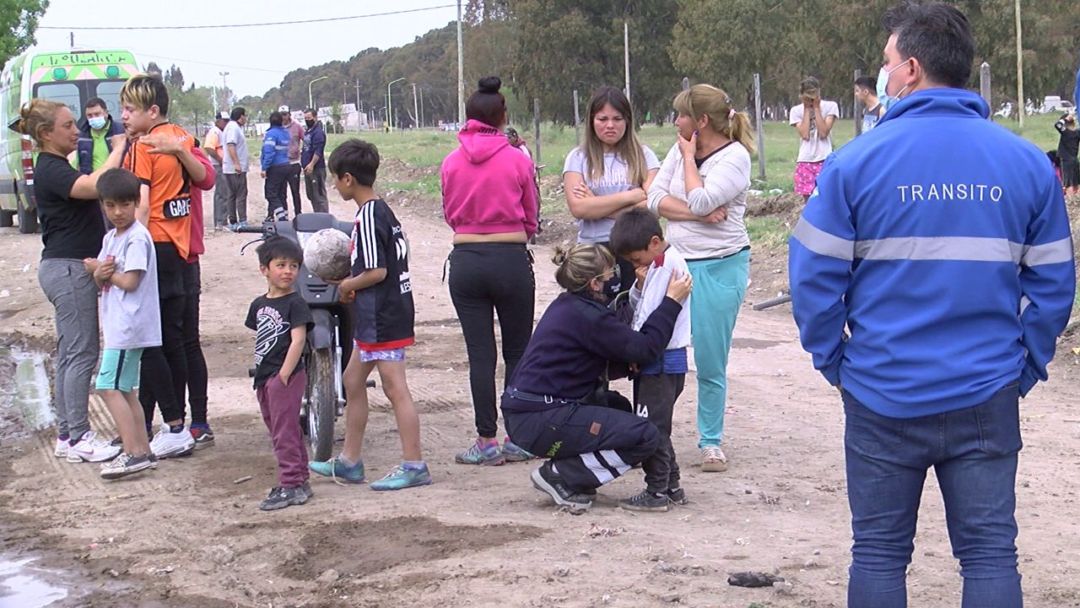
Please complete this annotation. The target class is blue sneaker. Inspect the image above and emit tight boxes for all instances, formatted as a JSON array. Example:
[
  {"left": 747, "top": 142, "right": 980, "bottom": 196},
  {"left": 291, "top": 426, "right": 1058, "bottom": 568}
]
[
  {"left": 454, "top": 438, "right": 505, "bottom": 466},
  {"left": 502, "top": 437, "right": 537, "bottom": 462},
  {"left": 308, "top": 456, "right": 365, "bottom": 483},
  {"left": 370, "top": 463, "right": 432, "bottom": 491}
]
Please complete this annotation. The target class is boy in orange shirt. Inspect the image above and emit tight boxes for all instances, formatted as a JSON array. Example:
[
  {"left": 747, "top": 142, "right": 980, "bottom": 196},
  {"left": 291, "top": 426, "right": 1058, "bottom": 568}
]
[{"left": 120, "top": 74, "right": 208, "bottom": 458}]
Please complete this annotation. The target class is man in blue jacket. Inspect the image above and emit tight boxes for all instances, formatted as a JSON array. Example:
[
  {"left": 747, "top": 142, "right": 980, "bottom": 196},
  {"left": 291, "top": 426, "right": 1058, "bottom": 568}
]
[
  {"left": 261, "top": 111, "right": 291, "bottom": 220},
  {"left": 301, "top": 108, "right": 328, "bottom": 213},
  {"left": 789, "top": 4, "right": 1076, "bottom": 608}
]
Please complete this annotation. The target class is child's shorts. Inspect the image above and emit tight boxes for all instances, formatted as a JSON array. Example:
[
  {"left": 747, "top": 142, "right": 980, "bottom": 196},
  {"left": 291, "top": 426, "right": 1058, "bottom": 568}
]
[
  {"left": 95, "top": 348, "right": 145, "bottom": 392},
  {"left": 793, "top": 161, "right": 825, "bottom": 196},
  {"left": 354, "top": 342, "right": 406, "bottom": 363}
]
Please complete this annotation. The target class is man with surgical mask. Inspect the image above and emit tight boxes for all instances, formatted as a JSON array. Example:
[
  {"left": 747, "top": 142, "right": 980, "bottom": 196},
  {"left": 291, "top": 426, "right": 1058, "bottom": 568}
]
[
  {"left": 789, "top": 3, "right": 1075, "bottom": 607},
  {"left": 73, "top": 97, "right": 126, "bottom": 175},
  {"left": 300, "top": 108, "right": 328, "bottom": 212}
]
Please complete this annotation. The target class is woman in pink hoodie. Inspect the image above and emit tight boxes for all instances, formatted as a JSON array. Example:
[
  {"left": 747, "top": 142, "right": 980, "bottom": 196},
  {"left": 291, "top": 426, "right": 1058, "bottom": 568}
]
[{"left": 442, "top": 76, "right": 540, "bottom": 466}]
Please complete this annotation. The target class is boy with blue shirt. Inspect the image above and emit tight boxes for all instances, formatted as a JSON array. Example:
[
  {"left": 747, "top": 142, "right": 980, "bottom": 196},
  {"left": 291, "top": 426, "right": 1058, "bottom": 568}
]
[
  {"left": 609, "top": 208, "right": 692, "bottom": 512},
  {"left": 83, "top": 169, "right": 160, "bottom": 480},
  {"left": 261, "top": 111, "right": 292, "bottom": 220},
  {"left": 308, "top": 139, "right": 431, "bottom": 491}
]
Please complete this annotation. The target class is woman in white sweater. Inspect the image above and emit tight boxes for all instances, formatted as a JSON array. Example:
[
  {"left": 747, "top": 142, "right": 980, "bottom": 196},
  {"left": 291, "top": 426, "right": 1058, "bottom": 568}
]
[{"left": 647, "top": 84, "right": 754, "bottom": 472}]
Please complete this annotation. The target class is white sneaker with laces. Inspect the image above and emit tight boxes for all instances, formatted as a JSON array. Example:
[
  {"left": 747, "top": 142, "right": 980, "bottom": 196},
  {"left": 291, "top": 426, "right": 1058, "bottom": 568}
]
[
  {"left": 701, "top": 445, "right": 728, "bottom": 472},
  {"left": 149, "top": 424, "right": 195, "bottom": 459},
  {"left": 66, "top": 431, "right": 122, "bottom": 463},
  {"left": 54, "top": 438, "right": 70, "bottom": 458}
]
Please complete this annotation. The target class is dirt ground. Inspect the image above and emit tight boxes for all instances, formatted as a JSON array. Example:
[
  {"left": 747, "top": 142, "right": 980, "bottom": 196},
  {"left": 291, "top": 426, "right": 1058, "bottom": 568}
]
[{"left": 0, "top": 164, "right": 1078, "bottom": 608}]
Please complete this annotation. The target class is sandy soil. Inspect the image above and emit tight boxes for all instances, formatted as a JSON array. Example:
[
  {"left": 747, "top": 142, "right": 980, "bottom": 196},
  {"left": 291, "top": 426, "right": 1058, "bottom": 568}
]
[{"left": 0, "top": 165, "right": 1078, "bottom": 608}]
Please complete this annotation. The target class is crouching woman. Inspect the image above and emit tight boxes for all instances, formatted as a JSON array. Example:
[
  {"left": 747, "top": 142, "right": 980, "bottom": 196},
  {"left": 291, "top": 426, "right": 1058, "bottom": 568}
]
[{"left": 501, "top": 244, "right": 692, "bottom": 512}]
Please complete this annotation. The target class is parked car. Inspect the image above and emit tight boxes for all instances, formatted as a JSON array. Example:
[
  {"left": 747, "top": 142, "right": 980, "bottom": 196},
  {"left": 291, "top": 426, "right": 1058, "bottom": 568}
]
[{"left": 1040, "top": 96, "right": 1075, "bottom": 114}]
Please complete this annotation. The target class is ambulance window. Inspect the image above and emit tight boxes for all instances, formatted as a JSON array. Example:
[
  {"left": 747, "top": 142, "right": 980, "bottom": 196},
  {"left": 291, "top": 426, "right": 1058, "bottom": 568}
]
[
  {"left": 33, "top": 83, "right": 80, "bottom": 117},
  {"left": 94, "top": 81, "right": 124, "bottom": 116}
]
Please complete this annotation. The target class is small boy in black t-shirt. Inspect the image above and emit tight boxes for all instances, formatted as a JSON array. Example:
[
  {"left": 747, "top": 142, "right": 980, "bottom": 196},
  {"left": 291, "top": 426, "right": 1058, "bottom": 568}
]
[
  {"left": 245, "top": 236, "right": 314, "bottom": 510},
  {"left": 307, "top": 139, "right": 430, "bottom": 491}
]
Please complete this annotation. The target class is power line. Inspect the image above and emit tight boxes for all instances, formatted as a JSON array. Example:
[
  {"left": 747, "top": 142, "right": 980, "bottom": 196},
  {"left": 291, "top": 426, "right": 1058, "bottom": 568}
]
[{"left": 40, "top": 5, "right": 455, "bottom": 31}]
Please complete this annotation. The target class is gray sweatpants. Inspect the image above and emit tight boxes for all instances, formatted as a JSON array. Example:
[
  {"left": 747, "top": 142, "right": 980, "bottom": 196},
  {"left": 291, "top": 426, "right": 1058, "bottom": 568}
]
[
  {"left": 38, "top": 258, "right": 100, "bottom": 439},
  {"left": 304, "top": 166, "right": 329, "bottom": 213}
]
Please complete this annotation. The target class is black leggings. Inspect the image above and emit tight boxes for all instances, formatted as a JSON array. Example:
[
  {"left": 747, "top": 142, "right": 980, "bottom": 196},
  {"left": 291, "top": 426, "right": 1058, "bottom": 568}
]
[
  {"left": 183, "top": 261, "right": 209, "bottom": 426},
  {"left": 139, "top": 244, "right": 189, "bottom": 426},
  {"left": 448, "top": 243, "right": 535, "bottom": 438}
]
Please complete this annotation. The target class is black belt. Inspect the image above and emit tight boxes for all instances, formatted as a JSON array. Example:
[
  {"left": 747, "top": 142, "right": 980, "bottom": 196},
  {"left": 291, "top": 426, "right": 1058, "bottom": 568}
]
[{"left": 505, "top": 387, "right": 581, "bottom": 406}]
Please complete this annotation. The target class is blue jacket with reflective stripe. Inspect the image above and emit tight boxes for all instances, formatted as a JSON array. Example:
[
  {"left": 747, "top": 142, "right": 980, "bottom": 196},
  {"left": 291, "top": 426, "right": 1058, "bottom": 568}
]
[
  {"left": 789, "top": 88, "right": 1075, "bottom": 418},
  {"left": 261, "top": 126, "right": 290, "bottom": 171}
]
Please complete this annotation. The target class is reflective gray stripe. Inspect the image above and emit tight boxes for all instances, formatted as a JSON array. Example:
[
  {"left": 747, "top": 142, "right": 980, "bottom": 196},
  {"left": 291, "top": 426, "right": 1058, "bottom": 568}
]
[
  {"left": 1021, "top": 237, "right": 1074, "bottom": 267},
  {"left": 1020, "top": 296, "right": 1031, "bottom": 316},
  {"left": 792, "top": 218, "right": 854, "bottom": 261},
  {"left": 854, "top": 236, "right": 1024, "bottom": 262}
]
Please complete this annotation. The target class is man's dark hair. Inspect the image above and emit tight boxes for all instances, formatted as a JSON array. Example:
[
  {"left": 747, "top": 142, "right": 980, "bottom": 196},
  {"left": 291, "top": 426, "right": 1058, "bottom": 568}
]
[
  {"left": 882, "top": 1, "right": 974, "bottom": 88},
  {"left": 303, "top": 108, "right": 316, "bottom": 117},
  {"left": 609, "top": 207, "right": 664, "bottom": 257},
  {"left": 256, "top": 235, "right": 304, "bottom": 267},
  {"left": 230, "top": 106, "right": 246, "bottom": 121},
  {"left": 97, "top": 168, "right": 141, "bottom": 203},
  {"left": 269, "top": 111, "right": 283, "bottom": 127},
  {"left": 854, "top": 76, "right": 877, "bottom": 92},
  {"left": 85, "top": 97, "right": 107, "bottom": 111},
  {"left": 328, "top": 139, "right": 380, "bottom": 187}
]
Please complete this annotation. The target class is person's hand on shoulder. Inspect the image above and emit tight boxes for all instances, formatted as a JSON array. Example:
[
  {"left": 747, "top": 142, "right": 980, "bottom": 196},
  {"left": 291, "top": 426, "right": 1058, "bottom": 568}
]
[
  {"left": 665, "top": 271, "right": 692, "bottom": 303},
  {"left": 109, "top": 132, "right": 128, "bottom": 149},
  {"left": 141, "top": 132, "right": 189, "bottom": 155}
]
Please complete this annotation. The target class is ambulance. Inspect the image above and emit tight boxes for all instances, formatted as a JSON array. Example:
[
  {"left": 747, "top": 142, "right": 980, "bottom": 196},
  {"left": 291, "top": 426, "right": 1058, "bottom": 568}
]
[{"left": 0, "top": 49, "right": 139, "bottom": 233}]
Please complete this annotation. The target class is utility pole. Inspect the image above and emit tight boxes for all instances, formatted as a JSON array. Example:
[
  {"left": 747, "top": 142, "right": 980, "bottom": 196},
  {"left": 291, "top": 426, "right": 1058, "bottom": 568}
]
[
  {"left": 623, "top": 20, "right": 631, "bottom": 102},
  {"left": 419, "top": 87, "right": 424, "bottom": 128},
  {"left": 219, "top": 71, "right": 230, "bottom": 109},
  {"left": 355, "top": 79, "right": 362, "bottom": 131},
  {"left": 457, "top": 0, "right": 465, "bottom": 125},
  {"left": 69, "top": 32, "right": 74, "bottom": 48},
  {"left": 412, "top": 83, "right": 420, "bottom": 129},
  {"left": 1014, "top": 0, "right": 1024, "bottom": 128}
]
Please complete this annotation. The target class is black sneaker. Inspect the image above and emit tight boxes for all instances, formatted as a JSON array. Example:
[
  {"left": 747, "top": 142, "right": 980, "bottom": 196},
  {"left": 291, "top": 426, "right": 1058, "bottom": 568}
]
[
  {"left": 666, "top": 487, "right": 688, "bottom": 505},
  {"left": 300, "top": 481, "right": 314, "bottom": 500},
  {"left": 259, "top": 486, "right": 310, "bottom": 511},
  {"left": 109, "top": 436, "right": 123, "bottom": 448},
  {"left": 530, "top": 462, "right": 592, "bottom": 513},
  {"left": 619, "top": 489, "right": 671, "bottom": 512}
]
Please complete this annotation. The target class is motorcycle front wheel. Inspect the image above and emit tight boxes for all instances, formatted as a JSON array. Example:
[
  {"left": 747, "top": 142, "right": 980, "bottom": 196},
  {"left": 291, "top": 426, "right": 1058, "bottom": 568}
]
[{"left": 305, "top": 347, "right": 337, "bottom": 461}]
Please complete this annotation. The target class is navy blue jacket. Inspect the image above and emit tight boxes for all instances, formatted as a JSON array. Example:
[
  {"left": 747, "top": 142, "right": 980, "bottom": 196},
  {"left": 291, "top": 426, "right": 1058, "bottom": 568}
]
[
  {"left": 301, "top": 122, "right": 326, "bottom": 169},
  {"left": 506, "top": 292, "right": 682, "bottom": 407},
  {"left": 75, "top": 115, "right": 124, "bottom": 175},
  {"left": 789, "top": 88, "right": 1075, "bottom": 417},
  {"left": 261, "top": 126, "right": 290, "bottom": 171}
]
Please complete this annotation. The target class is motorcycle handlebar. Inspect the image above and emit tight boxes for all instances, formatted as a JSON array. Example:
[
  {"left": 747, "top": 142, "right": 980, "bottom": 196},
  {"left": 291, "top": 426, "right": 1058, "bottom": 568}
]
[{"left": 235, "top": 225, "right": 268, "bottom": 234}]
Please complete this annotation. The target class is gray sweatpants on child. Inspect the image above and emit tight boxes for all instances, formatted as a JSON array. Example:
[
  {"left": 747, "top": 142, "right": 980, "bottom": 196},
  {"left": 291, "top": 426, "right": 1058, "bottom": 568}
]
[
  {"left": 634, "top": 373, "right": 685, "bottom": 494},
  {"left": 38, "top": 259, "right": 100, "bottom": 439}
]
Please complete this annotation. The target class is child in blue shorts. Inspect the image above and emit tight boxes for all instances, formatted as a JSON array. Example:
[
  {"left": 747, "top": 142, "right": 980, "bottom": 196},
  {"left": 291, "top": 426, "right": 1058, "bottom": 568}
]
[
  {"left": 308, "top": 139, "right": 431, "bottom": 491},
  {"left": 83, "top": 168, "right": 161, "bottom": 480}
]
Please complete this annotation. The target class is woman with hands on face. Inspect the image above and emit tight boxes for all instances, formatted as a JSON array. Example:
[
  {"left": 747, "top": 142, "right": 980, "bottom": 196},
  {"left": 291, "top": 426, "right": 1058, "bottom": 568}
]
[
  {"left": 563, "top": 86, "right": 661, "bottom": 293},
  {"left": 646, "top": 83, "right": 755, "bottom": 474}
]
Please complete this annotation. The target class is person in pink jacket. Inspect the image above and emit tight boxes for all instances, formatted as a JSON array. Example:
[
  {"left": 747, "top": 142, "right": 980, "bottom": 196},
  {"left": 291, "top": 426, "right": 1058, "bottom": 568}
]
[{"left": 441, "top": 76, "right": 540, "bottom": 466}]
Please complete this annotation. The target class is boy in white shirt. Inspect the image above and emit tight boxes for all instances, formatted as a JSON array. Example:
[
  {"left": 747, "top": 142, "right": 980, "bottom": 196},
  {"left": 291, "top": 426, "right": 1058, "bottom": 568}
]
[
  {"left": 609, "top": 208, "right": 692, "bottom": 512},
  {"left": 83, "top": 168, "right": 161, "bottom": 480}
]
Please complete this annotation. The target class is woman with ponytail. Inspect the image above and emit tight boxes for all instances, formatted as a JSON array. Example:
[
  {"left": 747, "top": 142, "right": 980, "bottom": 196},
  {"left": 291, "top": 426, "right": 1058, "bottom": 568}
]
[
  {"left": 646, "top": 84, "right": 754, "bottom": 473},
  {"left": 441, "top": 77, "right": 540, "bottom": 465},
  {"left": 19, "top": 99, "right": 127, "bottom": 462},
  {"left": 501, "top": 244, "right": 692, "bottom": 512}
]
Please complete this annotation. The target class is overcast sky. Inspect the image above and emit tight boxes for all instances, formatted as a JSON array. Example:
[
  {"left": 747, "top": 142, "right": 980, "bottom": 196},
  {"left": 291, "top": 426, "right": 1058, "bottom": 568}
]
[{"left": 29, "top": 0, "right": 460, "bottom": 97}]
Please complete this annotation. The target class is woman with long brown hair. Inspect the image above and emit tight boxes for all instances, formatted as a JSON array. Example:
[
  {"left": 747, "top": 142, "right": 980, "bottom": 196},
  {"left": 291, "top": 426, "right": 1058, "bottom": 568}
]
[
  {"left": 563, "top": 86, "right": 660, "bottom": 293},
  {"left": 17, "top": 99, "right": 126, "bottom": 462}
]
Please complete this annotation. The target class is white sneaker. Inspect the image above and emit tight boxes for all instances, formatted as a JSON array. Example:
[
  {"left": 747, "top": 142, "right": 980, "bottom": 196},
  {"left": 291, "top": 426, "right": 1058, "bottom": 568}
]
[
  {"left": 66, "top": 431, "right": 122, "bottom": 463},
  {"left": 701, "top": 445, "right": 728, "bottom": 472},
  {"left": 54, "top": 438, "right": 70, "bottom": 458},
  {"left": 149, "top": 424, "right": 196, "bottom": 459}
]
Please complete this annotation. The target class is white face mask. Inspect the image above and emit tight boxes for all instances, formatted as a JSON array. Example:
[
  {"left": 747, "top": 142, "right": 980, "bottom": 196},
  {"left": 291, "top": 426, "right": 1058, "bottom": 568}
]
[
  {"left": 88, "top": 116, "right": 107, "bottom": 130},
  {"left": 877, "top": 59, "right": 913, "bottom": 109}
]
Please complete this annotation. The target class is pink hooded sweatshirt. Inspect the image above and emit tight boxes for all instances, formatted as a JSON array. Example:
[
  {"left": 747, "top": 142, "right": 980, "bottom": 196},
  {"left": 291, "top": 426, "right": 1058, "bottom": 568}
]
[{"left": 441, "top": 119, "right": 538, "bottom": 238}]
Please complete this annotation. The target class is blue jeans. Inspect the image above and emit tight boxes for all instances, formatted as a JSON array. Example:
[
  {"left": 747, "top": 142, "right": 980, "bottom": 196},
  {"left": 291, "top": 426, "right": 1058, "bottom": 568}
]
[{"left": 844, "top": 384, "right": 1023, "bottom": 608}]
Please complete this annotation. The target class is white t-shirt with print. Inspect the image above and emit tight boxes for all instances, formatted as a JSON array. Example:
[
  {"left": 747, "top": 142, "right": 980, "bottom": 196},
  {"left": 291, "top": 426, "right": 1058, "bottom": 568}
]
[
  {"left": 562, "top": 144, "right": 660, "bottom": 243},
  {"left": 789, "top": 100, "right": 840, "bottom": 163},
  {"left": 97, "top": 221, "right": 162, "bottom": 350}
]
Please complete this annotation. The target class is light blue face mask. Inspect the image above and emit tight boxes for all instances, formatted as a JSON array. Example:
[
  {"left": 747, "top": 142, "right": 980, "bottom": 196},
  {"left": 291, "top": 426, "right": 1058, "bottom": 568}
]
[
  {"left": 876, "top": 60, "right": 912, "bottom": 111},
  {"left": 88, "top": 116, "right": 107, "bottom": 130}
]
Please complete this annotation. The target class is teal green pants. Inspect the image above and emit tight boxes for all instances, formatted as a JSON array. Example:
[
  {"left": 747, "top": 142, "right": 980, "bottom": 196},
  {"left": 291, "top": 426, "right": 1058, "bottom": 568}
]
[{"left": 687, "top": 250, "right": 749, "bottom": 448}]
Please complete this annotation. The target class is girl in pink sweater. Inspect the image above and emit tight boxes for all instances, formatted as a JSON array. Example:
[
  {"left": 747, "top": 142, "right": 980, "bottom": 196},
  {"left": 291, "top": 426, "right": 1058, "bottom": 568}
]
[{"left": 441, "top": 76, "right": 539, "bottom": 466}]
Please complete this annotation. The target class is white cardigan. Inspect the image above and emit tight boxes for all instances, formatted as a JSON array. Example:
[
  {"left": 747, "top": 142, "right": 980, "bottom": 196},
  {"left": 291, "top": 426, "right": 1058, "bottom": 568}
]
[{"left": 646, "top": 142, "right": 751, "bottom": 260}]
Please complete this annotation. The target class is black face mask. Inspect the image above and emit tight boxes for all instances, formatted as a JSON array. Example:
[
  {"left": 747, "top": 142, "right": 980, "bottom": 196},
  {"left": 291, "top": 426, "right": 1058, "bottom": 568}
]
[
  {"left": 305, "top": 119, "right": 316, "bottom": 129},
  {"left": 582, "top": 267, "right": 622, "bottom": 306}
]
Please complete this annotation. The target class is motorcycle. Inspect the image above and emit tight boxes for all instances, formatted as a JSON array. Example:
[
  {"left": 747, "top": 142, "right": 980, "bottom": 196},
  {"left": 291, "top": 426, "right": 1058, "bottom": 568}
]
[{"left": 239, "top": 213, "right": 370, "bottom": 461}]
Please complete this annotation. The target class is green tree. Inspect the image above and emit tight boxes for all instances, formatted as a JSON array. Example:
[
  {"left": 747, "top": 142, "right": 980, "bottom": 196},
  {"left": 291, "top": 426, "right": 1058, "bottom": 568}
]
[{"left": 0, "top": 0, "right": 47, "bottom": 68}]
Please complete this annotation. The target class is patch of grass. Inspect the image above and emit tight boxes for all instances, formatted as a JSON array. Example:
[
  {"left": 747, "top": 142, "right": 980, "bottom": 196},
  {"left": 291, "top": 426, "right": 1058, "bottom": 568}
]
[
  {"left": 383, "top": 175, "right": 441, "bottom": 197},
  {"left": 745, "top": 216, "right": 793, "bottom": 248}
]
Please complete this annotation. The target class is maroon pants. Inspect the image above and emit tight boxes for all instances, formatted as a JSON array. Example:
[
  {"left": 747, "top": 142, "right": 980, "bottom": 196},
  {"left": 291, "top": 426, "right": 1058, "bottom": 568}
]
[{"left": 256, "top": 370, "right": 309, "bottom": 487}]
